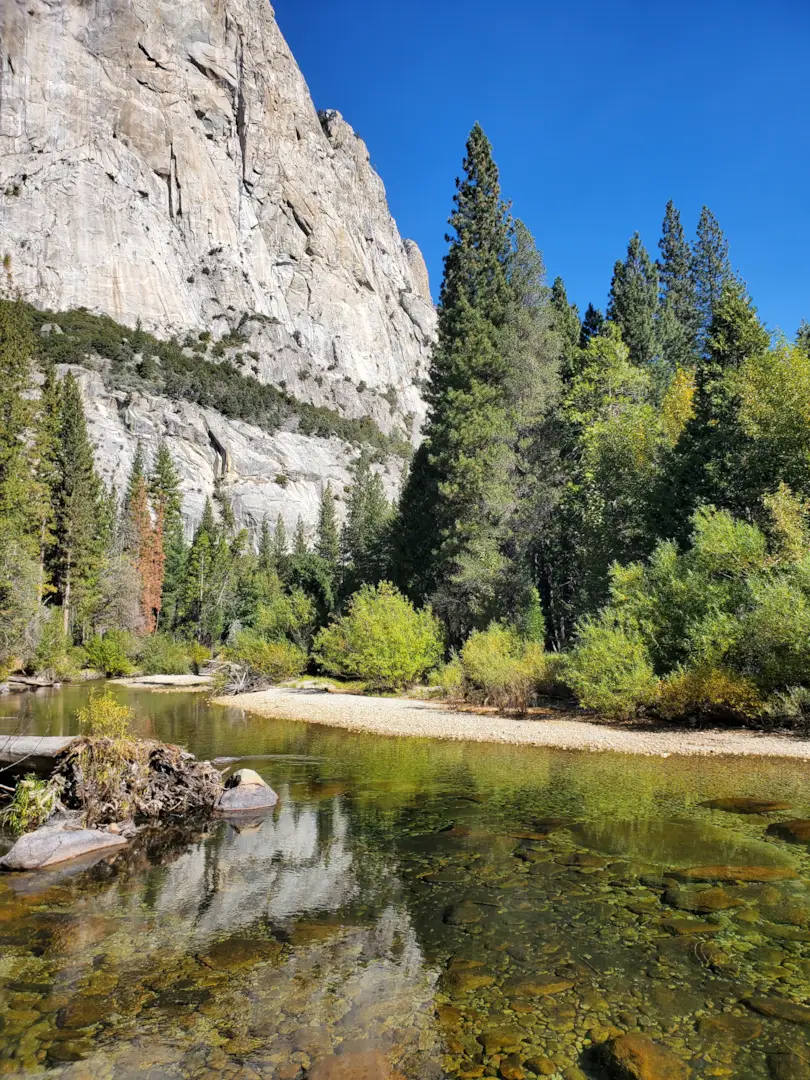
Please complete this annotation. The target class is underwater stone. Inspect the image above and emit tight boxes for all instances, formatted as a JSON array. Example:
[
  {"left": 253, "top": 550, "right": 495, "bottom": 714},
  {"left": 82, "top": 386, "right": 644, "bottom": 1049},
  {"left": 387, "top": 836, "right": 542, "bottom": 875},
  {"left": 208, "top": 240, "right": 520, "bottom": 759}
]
[
  {"left": 599, "top": 1033, "right": 690, "bottom": 1079},
  {"left": 766, "top": 820, "right": 810, "bottom": 845},
  {"left": 674, "top": 866, "right": 798, "bottom": 883},
  {"left": 744, "top": 998, "right": 810, "bottom": 1025},
  {"left": 701, "top": 798, "right": 792, "bottom": 814},
  {"left": 308, "top": 1050, "right": 406, "bottom": 1080}
]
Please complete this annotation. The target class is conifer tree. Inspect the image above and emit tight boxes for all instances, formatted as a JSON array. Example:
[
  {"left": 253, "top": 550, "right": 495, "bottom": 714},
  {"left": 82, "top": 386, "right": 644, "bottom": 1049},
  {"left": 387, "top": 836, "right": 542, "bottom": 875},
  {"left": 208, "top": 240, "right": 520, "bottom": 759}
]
[
  {"left": 397, "top": 123, "right": 516, "bottom": 638},
  {"left": 656, "top": 200, "right": 699, "bottom": 371},
  {"left": 607, "top": 233, "right": 659, "bottom": 367},
  {"left": 550, "top": 277, "right": 582, "bottom": 381},
  {"left": 149, "top": 440, "right": 185, "bottom": 625},
  {"left": 179, "top": 498, "right": 221, "bottom": 641},
  {"left": 0, "top": 295, "right": 37, "bottom": 549},
  {"left": 315, "top": 483, "right": 340, "bottom": 567},
  {"left": 796, "top": 319, "right": 810, "bottom": 357},
  {"left": 580, "top": 303, "right": 604, "bottom": 348},
  {"left": 272, "top": 514, "right": 288, "bottom": 566},
  {"left": 341, "top": 455, "right": 392, "bottom": 593},
  {"left": 130, "top": 471, "right": 165, "bottom": 632},
  {"left": 293, "top": 516, "right": 308, "bottom": 557},
  {"left": 692, "top": 206, "right": 733, "bottom": 351},
  {"left": 51, "top": 373, "right": 104, "bottom": 635},
  {"left": 258, "top": 517, "right": 273, "bottom": 574}
]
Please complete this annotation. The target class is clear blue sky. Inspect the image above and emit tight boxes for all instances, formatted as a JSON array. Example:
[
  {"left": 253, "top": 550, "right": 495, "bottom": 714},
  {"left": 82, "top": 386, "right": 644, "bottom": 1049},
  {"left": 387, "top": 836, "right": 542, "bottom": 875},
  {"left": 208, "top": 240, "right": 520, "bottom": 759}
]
[{"left": 274, "top": 0, "right": 809, "bottom": 336}]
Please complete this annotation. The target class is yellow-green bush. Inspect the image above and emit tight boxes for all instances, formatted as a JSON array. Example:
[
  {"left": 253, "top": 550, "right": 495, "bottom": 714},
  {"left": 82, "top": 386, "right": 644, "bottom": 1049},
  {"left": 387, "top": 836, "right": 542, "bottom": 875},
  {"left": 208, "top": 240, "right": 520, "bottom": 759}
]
[
  {"left": 84, "top": 631, "right": 135, "bottom": 677},
  {"left": 313, "top": 582, "right": 443, "bottom": 690},
  {"left": 226, "top": 631, "right": 307, "bottom": 682},
  {"left": 188, "top": 642, "right": 210, "bottom": 675},
  {"left": 459, "top": 625, "right": 561, "bottom": 711},
  {"left": 76, "top": 689, "right": 134, "bottom": 739},
  {"left": 428, "top": 656, "right": 464, "bottom": 696},
  {"left": 138, "top": 633, "right": 191, "bottom": 676},
  {"left": 656, "top": 666, "right": 763, "bottom": 722},
  {"left": 564, "top": 620, "right": 658, "bottom": 720}
]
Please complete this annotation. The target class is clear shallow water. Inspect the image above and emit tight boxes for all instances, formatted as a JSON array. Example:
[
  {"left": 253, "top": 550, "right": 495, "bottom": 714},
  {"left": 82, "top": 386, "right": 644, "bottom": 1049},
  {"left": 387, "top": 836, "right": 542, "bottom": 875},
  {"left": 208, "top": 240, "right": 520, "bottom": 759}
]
[{"left": 1, "top": 685, "right": 810, "bottom": 1078}]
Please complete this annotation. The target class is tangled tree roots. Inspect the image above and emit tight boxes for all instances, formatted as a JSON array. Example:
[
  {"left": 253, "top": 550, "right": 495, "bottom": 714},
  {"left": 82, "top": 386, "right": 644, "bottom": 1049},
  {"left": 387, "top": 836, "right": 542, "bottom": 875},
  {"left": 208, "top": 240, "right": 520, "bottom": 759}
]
[{"left": 54, "top": 738, "right": 223, "bottom": 826}]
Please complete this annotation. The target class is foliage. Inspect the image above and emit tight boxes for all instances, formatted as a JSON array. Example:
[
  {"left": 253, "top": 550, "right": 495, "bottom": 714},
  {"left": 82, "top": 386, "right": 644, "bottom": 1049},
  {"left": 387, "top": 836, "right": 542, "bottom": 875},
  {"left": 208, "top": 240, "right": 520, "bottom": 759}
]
[
  {"left": 0, "top": 774, "right": 61, "bottom": 835},
  {"left": 76, "top": 689, "right": 134, "bottom": 739},
  {"left": 565, "top": 620, "right": 658, "bottom": 720},
  {"left": 138, "top": 633, "right": 191, "bottom": 675},
  {"left": 459, "top": 623, "right": 555, "bottom": 711},
  {"left": 253, "top": 587, "right": 317, "bottom": 650},
  {"left": 225, "top": 630, "right": 307, "bottom": 682},
  {"left": 84, "top": 631, "right": 136, "bottom": 677},
  {"left": 655, "top": 666, "right": 762, "bottom": 722},
  {"left": 188, "top": 642, "right": 210, "bottom": 675},
  {"left": 314, "top": 582, "right": 443, "bottom": 689}
]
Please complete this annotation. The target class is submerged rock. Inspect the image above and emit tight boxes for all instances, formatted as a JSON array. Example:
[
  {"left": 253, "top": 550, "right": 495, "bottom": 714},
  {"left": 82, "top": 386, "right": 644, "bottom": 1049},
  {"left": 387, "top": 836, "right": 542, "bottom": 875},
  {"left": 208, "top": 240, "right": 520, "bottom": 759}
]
[
  {"left": 309, "top": 1051, "right": 405, "bottom": 1080},
  {"left": 0, "top": 822, "right": 128, "bottom": 871},
  {"left": 702, "top": 798, "right": 792, "bottom": 814},
  {"left": 766, "top": 820, "right": 810, "bottom": 845},
  {"left": 744, "top": 997, "right": 810, "bottom": 1025},
  {"left": 599, "top": 1033, "right": 690, "bottom": 1079},
  {"left": 214, "top": 769, "right": 278, "bottom": 814},
  {"left": 662, "top": 885, "right": 743, "bottom": 913},
  {"left": 675, "top": 865, "right": 798, "bottom": 883},
  {"left": 767, "top": 1051, "right": 810, "bottom": 1080}
]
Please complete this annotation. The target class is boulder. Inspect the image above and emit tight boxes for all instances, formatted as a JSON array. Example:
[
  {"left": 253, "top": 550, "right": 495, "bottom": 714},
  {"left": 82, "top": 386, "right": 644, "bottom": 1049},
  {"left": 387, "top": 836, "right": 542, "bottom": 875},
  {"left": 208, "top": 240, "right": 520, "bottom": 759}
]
[
  {"left": 675, "top": 865, "right": 797, "bottom": 883},
  {"left": 599, "top": 1033, "right": 690, "bottom": 1079},
  {"left": 214, "top": 768, "right": 278, "bottom": 814},
  {"left": 744, "top": 998, "right": 810, "bottom": 1025},
  {"left": 0, "top": 822, "right": 128, "bottom": 871},
  {"left": 308, "top": 1051, "right": 405, "bottom": 1080}
]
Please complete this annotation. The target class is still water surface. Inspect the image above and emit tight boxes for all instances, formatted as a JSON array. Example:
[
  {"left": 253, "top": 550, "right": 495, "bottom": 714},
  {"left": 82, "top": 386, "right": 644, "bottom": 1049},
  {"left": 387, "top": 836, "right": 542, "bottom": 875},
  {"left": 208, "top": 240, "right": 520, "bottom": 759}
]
[{"left": 1, "top": 685, "right": 810, "bottom": 1078}]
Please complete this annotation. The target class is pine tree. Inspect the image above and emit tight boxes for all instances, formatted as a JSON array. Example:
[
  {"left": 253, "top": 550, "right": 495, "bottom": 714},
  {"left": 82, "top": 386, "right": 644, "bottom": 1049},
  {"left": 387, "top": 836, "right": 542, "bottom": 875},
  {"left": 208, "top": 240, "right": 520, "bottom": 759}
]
[
  {"left": 315, "top": 483, "right": 340, "bottom": 567},
  {"left": 258, "top": 517, "right": 273, "bottom": 574},
  {"left": 656, "top": 200, "right": 699, "bottom": 371},
  {"left": 130, "top": 471, "right": 165, "bottom": 632},
  {"left": 179, "top": 498, "right": 217, "bottom": 641},
  {"left": 272, "top": 514, "right": 288, "bottom": 566},
  {"left": 293, "top": 516, "right": 308, "bottom": 556},
  {"left": 692, "top": 206, "right": 733, "bottom": 351},
  {"left": 607, "top": 233, "right": 659, "bottom": 367},
  {"left": 50, "top": 373, "right": 104, "bottom": 635},
  {"left": 149, "top": 440, "right": 185, "bottom": 626},
  {"left": 550, "top": 277, "right": 582, "bottom": 381},
  {"left": 579, "top": 303, "right": 604, "bottom": 348},
  {"left": 0, "top": 295, "right": 37, "bottom": 547},
  {"left": 796, "top": 319, "right": 810, "bottom": 357},
  {"left": 341, "top": 455, "right": 392, "bottom": 593},
  {"left": 397, "top": 123, "right": 516, "bottom": 638}
]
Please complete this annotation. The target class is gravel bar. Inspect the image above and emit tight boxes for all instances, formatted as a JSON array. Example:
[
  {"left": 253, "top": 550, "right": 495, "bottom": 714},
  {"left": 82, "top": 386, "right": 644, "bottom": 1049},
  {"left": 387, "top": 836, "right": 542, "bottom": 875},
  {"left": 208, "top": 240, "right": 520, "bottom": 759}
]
[{"left": 213, "top": 688, "right": 810, "bottom": 759}]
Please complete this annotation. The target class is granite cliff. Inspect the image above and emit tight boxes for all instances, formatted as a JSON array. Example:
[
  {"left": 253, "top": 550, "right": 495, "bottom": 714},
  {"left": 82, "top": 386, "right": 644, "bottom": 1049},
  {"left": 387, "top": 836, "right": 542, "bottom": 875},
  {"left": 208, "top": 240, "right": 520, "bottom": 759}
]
[{"left": 0, "top": 0, "right": 435, "bottom": 536}]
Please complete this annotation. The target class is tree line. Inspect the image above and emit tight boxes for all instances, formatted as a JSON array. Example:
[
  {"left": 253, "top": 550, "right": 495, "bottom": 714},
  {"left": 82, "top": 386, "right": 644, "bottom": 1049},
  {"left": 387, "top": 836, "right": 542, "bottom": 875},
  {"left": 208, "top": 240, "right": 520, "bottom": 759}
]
[{"left": 2, "top": 124, "right": 810, "bottom": 724}]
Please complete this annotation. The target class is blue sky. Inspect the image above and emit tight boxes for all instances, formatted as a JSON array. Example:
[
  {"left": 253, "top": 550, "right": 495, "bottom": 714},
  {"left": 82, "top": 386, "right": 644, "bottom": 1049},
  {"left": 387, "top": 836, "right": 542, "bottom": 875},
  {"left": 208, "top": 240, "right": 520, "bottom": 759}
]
[{"left": 274, "top": 0, "right": 809, "bottom": 337}]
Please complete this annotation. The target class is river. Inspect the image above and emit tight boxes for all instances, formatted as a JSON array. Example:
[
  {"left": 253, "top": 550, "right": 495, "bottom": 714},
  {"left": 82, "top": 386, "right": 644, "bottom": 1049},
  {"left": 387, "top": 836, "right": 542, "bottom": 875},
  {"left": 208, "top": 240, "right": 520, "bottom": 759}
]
[{"left": 1, "top": 684, "right": 809, "bottom": 1078}]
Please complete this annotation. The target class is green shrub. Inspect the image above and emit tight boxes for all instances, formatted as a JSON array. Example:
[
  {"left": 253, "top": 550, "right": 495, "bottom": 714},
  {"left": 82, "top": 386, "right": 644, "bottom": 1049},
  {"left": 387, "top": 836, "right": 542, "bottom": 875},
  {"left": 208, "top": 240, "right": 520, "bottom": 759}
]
[
  {"left": 0, "top": 775, "right": 61, "bottom": 835},
  {"left": 764, "top": 686, "right": 810, "bottom": 729},
  {"left": 429, "top": 656, "right": 464, "bottom": 696},
  {"left": 188, "top": 642, "right": 210, "bottom": 675},
  {"left": 138, "top": 633, "right": 191, "bottom": 676},
  {"left": 84, "top": 631, "right": 135, "bottom": 677},
  {"left": 313, "top": 582, "right": 443, "bottom": 690},
  {"left": 655, "top": 666, "right": 763, "bottom": 722},
  {"left": 458, "top": 625, "right": 561, "bottom": 710},
  {"left": 253, "top": 588, "right": 317, "bottom": 649},
  {"left": 732, "top": 579, "right": 810, "bottom": 692},
  {"left": 565, "top": 620, "right": 657, "bottom": 720},
  {"left": 76, "top": 689, "right": 134, "bottom": 739},
  {"left": 29, "top": 608, "right": 79, "bottom": 679},
  {"left": 226, "top": 631, "right": 307, "bottom": 682}
]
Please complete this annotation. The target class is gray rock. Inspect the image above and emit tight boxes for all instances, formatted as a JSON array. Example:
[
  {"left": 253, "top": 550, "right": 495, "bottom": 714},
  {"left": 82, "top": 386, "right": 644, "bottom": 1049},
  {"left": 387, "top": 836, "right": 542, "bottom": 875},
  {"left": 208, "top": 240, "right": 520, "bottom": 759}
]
[
  {"left": 39, "top": 322, "right": 63, "bottom": 336},
  {"left": 215, "top": 768, "right": 278, "bottom": 814},
  {"left": 0, "top": 823, "right": 128, "bottom": 871},
  {"left": 1, "top": 0, "right": 437, "bottom": 538}
]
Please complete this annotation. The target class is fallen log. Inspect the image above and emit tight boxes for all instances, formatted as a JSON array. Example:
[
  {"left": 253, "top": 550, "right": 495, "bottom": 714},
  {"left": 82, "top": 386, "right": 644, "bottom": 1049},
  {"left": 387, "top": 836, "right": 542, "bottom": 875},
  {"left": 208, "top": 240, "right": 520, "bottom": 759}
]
[{"left": 0, "top": 736, "right": 78, "bottom": 778}]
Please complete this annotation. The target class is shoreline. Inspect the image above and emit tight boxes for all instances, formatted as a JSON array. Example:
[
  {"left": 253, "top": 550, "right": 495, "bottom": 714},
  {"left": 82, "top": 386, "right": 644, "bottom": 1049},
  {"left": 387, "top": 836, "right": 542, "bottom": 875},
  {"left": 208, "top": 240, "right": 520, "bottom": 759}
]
[{"left": 212, "top": 687, "right": 810, "bottom": 760}]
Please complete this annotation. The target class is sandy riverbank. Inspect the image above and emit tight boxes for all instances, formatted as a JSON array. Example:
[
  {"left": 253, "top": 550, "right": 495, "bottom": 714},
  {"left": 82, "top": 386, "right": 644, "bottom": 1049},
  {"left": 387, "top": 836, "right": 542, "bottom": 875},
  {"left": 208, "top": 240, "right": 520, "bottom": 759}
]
[{"left": 213, "top": 686, "right": 810, "bottom": 759}]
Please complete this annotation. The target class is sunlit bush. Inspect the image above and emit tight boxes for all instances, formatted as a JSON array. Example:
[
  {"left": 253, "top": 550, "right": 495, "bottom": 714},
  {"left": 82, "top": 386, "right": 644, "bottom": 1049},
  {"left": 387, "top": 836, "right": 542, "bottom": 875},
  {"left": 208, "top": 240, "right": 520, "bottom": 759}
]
[
  {"left": 226, "top": 630, "right": 307, "bottom": 682},
  {"left": 84, "top": 631, "right": 135, "bottom": 677},
  {"left": 138, "top": 633, "right": 191, "bottom": 676},
  {"left": 565, "top": 620, "right": 657, "bottom": 720},
  {"left": 655, "top": 665, "right": 762, "bottom": 722},
  {"left": 313, "top": 582, "right": 443, "bottom": 690},
  {"left": 76, "top": 689, "right": 134, "bottom": 739}
]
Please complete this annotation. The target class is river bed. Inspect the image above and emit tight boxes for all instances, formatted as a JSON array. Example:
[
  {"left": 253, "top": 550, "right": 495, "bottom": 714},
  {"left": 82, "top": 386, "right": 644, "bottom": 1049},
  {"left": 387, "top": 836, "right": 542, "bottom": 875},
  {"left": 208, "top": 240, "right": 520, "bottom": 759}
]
[{"left": 1, "top": 684, "right": 809, "bottom": 1078}]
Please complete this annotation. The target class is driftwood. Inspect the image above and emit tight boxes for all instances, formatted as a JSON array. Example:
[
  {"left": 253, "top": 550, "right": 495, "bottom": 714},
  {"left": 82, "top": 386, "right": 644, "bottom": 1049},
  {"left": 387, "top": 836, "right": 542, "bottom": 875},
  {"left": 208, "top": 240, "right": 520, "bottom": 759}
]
[{"left": 53, "top": 738, "right": 224, "bottom": 826}]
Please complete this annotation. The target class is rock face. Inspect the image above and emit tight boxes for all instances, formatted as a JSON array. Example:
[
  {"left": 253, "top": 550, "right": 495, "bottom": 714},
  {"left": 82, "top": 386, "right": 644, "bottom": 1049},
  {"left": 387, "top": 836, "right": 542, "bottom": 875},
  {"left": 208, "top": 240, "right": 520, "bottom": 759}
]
[
  {"left": 1, "top": 0, "right": 436, "bottom": 532},
  {"left": 71, "top": 366, "right": 404, "bottom": 539}
]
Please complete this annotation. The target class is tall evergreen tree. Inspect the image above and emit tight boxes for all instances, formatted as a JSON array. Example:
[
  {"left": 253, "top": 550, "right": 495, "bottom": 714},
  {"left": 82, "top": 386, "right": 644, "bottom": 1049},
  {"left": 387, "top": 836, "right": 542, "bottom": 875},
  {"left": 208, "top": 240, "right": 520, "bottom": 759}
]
[
  {"left": 607, "top": 233, "right": 659, "bottom": 367},
  {"left": 579, "top": 303, "right": 604, "bottom": 348},
  {"left": 0, "top": 295, "right": 37, "bottom": 548},
  {"left": 550, "top": 276, "right": 582, "bottom": 381},
  {"left": 272, "top": 514, "right": 288, "bottom": 566},
  {"left": 397, "top": 123, "right": 516, "bottom": 639},
  {"left": 341, "top": 455, "right": 392, "bottom": 594},
  {"left": 258, "top": 517, "right": 273, "bottom": 575},
  {"left": 796, "top": 319, "right": 810, "bottom": 358},
  {"left": 656, "top": 200, "right": 699, "bottom": 371},
  {"left": 691, "top": 206, "right": 733, "bottom": 351},
  {"left": 292, "top": 516, "right": 308, "bottom": 557},
  {"left": 149, "top": 440, "right": 185, "bottom": 626},
  {"left": 50, "top": 373, "right": 104, "bottom": 635},
  {"left": 315, "top": 484, "right": 340, "bottom": 567}
]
